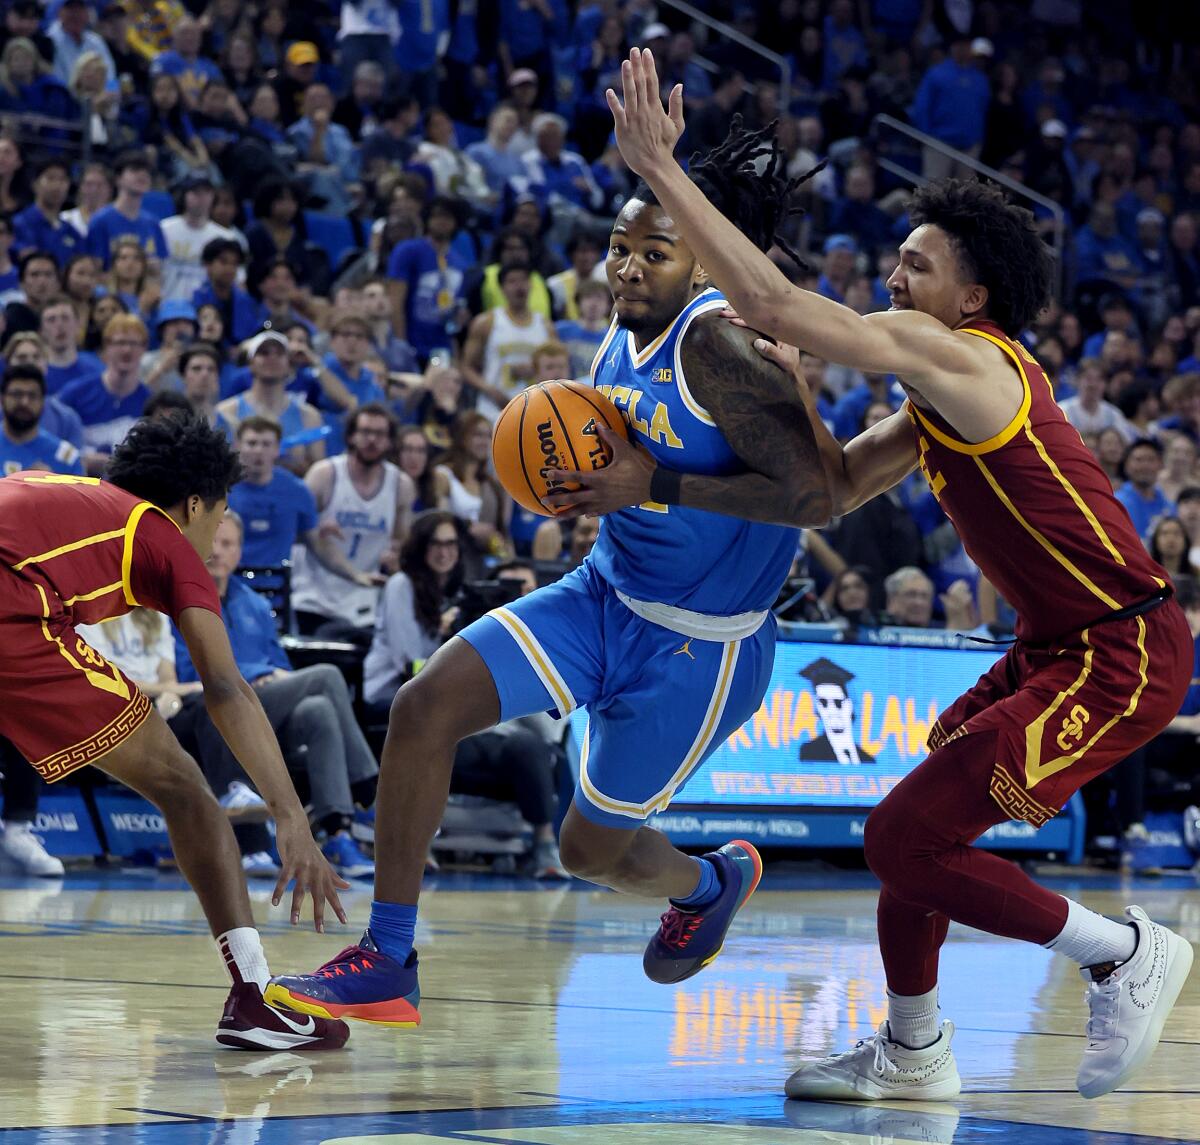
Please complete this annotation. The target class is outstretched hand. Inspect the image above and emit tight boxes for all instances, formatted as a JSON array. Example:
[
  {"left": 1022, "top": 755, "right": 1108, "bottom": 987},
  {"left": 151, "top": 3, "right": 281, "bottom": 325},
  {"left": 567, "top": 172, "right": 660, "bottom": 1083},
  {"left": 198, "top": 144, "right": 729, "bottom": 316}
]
[
  {"left": 273, "top": 818, "right": 350, "bottom": 933},
  {"left": 606, "top": 47, "right": 684, "bottom": 178},
  {"left": 541, "top": 424, "right": 656, "bottom": 518}
]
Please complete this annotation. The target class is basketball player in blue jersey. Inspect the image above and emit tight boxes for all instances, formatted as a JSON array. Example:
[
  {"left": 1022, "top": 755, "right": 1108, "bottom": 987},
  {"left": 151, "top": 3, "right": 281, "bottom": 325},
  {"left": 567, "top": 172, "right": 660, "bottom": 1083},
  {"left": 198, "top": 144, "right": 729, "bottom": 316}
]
[{"left": 266, "top": 125, "right": 831, "bottom": 1030}]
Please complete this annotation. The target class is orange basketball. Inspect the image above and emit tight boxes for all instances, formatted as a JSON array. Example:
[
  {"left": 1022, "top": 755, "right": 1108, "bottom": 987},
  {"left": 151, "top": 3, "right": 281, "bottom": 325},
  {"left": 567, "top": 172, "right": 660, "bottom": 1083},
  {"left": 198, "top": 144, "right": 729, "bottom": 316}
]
[{"left": 492, "top": 380, "right": 629, "bottom": 516}]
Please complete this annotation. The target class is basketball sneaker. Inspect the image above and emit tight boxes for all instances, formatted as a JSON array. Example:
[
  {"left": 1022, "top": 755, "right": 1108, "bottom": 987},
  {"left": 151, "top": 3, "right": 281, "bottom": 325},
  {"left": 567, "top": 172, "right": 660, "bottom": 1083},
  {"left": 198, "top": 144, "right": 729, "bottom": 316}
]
[
  {"left": 321, "top": 832, "right": 375, "bottom": 879},
  {"left": 784, "top": 1021, "right": 961, "bottom": 1101},
  {"left": 642, "top": 840, "right": 762, "bottom": 984},
  {"left": 216, "top": 983, "right": 350, "bottom": 1050},
  {"left": 1076, "top": 905, "right": 1194, "bottom": 1099},
  {"left": 0, "top": 820, "right": 64, "bottom": 877},
  {"left": 265, "top": 931, "right": 421, "bottom": 1027}
]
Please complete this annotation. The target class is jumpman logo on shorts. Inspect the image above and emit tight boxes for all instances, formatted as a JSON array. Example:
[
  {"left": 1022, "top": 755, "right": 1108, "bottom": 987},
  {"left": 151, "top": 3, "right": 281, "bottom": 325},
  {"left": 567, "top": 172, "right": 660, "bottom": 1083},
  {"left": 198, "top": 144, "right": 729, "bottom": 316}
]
[{"left": 674, "top": 640, "right": 695, "bottom": 661}]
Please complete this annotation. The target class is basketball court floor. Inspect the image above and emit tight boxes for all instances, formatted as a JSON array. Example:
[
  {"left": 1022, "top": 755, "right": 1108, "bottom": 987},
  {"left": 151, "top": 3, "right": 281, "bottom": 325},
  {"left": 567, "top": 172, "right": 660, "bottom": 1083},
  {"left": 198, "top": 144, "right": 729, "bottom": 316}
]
[{"left": 0, "top": 865, "right": 1197, "bottom": 1144}]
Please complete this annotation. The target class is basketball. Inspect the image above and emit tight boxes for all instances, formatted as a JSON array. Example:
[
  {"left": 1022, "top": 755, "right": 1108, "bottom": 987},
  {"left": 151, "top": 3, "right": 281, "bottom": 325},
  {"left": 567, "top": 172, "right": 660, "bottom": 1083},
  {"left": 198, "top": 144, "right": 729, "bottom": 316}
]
[{"left": 491, "top": 380, "right": 629, "bottom": 516}]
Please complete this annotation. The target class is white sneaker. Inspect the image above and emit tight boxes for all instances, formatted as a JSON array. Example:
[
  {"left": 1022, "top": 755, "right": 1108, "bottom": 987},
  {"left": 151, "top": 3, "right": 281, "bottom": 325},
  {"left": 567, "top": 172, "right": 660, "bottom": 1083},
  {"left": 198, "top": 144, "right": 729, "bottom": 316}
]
[
  {"left": 0, "top": 820, "right": 65, "bottom": 877},
  {"left": 220, "top": 781, "right": 270, "bottom": 824},
  {"left": 1077, "top": 905, "right": 1193, "bottom": 1099},
  {"left": 784, "top": 1020, "right": 961, "bottom": 1101},
  {"left": 241, "top": 851, "right": 281, "bottom": 879}
]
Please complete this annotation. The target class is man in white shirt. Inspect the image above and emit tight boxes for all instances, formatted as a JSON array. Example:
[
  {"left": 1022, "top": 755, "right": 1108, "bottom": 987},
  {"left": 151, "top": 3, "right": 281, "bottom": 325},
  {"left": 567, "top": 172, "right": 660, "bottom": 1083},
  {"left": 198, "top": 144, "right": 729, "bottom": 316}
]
[
  {"left": 160, "top": 174, "right": 240, "bottom": 302},
  {"left": 1058, "top": 357, "right": 1137, "bottom": 441}
]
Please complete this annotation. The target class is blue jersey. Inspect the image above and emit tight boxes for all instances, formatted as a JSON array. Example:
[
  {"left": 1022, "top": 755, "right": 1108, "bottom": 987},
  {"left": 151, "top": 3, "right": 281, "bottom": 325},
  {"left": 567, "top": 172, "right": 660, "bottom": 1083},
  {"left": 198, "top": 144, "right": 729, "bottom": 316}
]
[
  {"left": 228, "top": 468, "right": 318, "bottom": 567},
  {"left": 0, "top": 427, "right": 82, "bottom": 476},
  {"left": 587, "top": 288, "right": 798, "bottom": 615}
]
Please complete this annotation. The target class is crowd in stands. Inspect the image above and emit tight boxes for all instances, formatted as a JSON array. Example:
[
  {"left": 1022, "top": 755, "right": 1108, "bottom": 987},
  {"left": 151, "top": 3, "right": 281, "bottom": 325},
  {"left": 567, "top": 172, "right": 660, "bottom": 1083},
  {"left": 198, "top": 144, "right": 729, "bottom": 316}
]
[{"left": 2, "top": 0, "right": 1200, "bottom": 878}]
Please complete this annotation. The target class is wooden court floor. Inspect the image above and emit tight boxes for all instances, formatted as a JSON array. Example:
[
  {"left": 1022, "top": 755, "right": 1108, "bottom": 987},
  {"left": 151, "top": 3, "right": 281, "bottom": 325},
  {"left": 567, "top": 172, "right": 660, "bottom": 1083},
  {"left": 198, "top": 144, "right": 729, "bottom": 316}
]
[{"left": 0, "top": 866, "right": 1197, "bottom": 1144}]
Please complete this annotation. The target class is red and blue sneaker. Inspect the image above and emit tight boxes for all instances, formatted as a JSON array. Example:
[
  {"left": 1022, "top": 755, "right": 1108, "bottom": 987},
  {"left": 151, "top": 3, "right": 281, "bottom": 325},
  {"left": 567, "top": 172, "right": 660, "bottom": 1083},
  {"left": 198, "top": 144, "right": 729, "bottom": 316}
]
[
  {"left": 264, "top": 931, "right": 420, "bottom": 1028},
  {"left": 643, "top": 840, "right": 763, "bottom": 984}
]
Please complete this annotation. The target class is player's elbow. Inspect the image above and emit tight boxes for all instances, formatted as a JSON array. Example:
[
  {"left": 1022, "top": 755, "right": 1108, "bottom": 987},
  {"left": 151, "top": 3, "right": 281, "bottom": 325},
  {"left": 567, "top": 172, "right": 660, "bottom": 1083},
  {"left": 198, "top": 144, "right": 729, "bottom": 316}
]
[{"left": 785, "top": 484, "right": 832, "bottom": 529}]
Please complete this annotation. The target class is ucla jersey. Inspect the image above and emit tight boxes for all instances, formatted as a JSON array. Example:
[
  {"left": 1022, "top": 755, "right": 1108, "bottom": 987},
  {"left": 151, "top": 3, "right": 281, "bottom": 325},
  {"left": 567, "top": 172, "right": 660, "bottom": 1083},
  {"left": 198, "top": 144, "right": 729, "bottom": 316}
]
[{"left": 587, "top": 287, "right": 798, "bottom": 614}]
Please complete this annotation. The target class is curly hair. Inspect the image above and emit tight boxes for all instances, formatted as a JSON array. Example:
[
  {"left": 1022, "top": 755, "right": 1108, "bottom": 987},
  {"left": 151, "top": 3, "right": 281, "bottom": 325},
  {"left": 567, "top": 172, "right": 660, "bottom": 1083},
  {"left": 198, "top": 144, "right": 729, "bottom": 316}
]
[
  {"left": 907, "top": 179, "right": 1054, "bottom": 336},
  {"left": 632, "top": 115, "right": 824, "bottom": 269},
  {"left": 107, "top": 413, "right": 242, "bottom": 509}
]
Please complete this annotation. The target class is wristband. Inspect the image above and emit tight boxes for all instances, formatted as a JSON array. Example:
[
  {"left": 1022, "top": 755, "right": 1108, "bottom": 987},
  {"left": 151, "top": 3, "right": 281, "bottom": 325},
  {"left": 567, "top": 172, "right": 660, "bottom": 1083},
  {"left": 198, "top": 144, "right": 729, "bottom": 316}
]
[{"left": 649, "top": 466, "right": 682, "bottom": 505}]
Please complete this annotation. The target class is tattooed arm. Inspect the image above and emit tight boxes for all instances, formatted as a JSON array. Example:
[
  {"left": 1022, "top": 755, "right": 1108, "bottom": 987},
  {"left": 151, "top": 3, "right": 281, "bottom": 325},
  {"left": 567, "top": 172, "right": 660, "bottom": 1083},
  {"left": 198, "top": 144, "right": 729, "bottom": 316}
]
[
  {"left": 544, "top": 315, "right": 831, "bottom": 528},
  {"left": 673, "top": 315, "right": 831, "bottom": 526}
]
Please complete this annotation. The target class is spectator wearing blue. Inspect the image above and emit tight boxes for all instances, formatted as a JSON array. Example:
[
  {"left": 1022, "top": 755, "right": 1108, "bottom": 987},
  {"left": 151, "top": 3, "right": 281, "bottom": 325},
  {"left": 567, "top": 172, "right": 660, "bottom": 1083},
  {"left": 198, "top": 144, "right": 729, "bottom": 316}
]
[
  {"left": 178, "top": 341, "right": 233, "bottom": 439},
  {"left": 387, "top": 195, "right": 472, "bottom": 365},
  {"left": 360, "top": 96, "right": 419, "bottom": 180},
  {"left": 3, "top": 251, "right": 62, "bottom": 343},
  {"left": 393, "top": 0, "right": 450, "bottom": 108},
  {"left": 0, "top": 363, "right": 83, "bottom": 476},
  {"left": 1083, "top": 294, "right": 1139, "bottom": 360},
  {"left": 823, "top": 0, "right": 870, "bottom": 91},
  {"left": 142, "top": 299, "right": 197, "bottom": 391},
  {"left": 227, "top": 415, "right": 318, "bottom": 567},
  {"left": 39, "top": 295, "right": 101, "bottom": 394},
  {"left": 827, "top": 166, "right": 895, "bottom": 258},
  {"left": 13, "top": 159, "right": 83, "bottom": 269},
  {"left": 555, "top": 277, "right": 611, "bottom": 378},
  {"left": 3, "top": 331, "right": 84, "bottom": 450},
  {"left": 337, "top": 0, "right": 401, "bottom": 83},
  {"left": 909, "top": 33, "right": 991, "bottom": 176},
  {"left": 84, "top": 151, "right": 168, "bottom": 271},
  {"left": 817, "top": 234, "right": 858, "bottom": 305},
  {"left": 361, "top": 278, "right": 419, "bottom": 375},
  {"left": 57, "top": 312, "right": 151, "bottom": 474},
  {"left": 1116, "top": 437, "right": 1174, "bottom": 542},
  {"left": 48, "top": 0, "right": 115, "bottom": 90},
  {"left": 174, "top": 510, "right": 378, "bottom": 879},
  {"left": 316, "top": 311, "right": 386, "bottom": 454},
  {"left": 1075, "top": 201, "right": 1140, "bottom": 294},
  {"left": 192, "top": 237, "right": 264, "bottom": 346},
  {"left": 149, "top": 16, "right": 221, "bottom": 107},
  {"left": 498, "top": 0, "right": 566, "bottom": 79},
  {"left": 516, "top": 112, "right": 606, "bottom": 216},
  {"left": 0, "top": 37, "right": 75, "bottom": 121},
  {"left": 286, "top": 85, "right": 359, "bottom": 215}
]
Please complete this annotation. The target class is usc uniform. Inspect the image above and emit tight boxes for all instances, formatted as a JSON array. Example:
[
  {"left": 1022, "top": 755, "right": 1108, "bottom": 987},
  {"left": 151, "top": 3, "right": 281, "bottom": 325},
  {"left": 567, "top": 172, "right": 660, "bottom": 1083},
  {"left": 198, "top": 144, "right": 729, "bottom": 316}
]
[
  {"left": 0, "top": 474, "right": 220, "bottom": 781},
  {"left": 908, "top": 319, "right": 1191, "bottom": 827}
]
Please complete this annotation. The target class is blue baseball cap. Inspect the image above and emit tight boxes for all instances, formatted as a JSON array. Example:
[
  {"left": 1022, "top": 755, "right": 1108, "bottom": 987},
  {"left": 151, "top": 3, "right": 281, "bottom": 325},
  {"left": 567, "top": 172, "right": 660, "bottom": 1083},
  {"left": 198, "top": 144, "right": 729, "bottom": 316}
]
[
  {"left": 156, "top": 300, "right": 197, "bottom": 327},
  {"left": 823, "top": 234, "right": 859, "bottom": 255}
]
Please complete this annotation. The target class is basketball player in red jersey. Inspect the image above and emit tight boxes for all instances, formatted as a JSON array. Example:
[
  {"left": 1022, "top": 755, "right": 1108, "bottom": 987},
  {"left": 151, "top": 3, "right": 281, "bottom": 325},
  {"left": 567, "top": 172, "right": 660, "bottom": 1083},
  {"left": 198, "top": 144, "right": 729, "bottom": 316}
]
[
  {"left": 0, "top": 415, "right": 351, "bottom": 1050},
  {"left": 600, "top": 48, "right": 1194, "bottom": 1101}
]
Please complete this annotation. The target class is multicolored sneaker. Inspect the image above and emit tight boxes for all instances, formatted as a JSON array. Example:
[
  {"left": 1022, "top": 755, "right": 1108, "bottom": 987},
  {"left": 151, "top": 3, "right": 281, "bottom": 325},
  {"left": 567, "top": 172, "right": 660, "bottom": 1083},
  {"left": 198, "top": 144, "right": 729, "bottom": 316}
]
[
  {"left": 264, "top": 931, "right": 421, "bottom": 1027},
  {"left": 642, "top": 839, "right": 763, "bottom": 984},
  {"left": 216, "top": 982, "right": 350, "bottom": 1050}
]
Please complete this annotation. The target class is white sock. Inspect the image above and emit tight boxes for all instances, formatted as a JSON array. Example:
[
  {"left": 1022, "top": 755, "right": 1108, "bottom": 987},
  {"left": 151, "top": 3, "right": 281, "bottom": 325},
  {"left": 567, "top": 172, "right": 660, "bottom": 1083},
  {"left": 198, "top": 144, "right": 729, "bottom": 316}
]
[
  {"left": 1042, "top": 896, "right": 1137, "bottom": 967},
  {"left": 218, "top": 927, "right": 271, "bottom": 992},
  {"left": 887, "top": 986, "right": 940, "bottom": 1050}
]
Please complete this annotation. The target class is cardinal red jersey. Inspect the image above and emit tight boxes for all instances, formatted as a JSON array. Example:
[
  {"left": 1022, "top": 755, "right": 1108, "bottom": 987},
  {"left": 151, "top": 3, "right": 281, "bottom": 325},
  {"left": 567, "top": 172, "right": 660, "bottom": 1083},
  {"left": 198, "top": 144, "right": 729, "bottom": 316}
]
[
  {"left": 906, "top": 321, "right": 1168, "bottom": 643},
  {"left": 0, "top": 472, "right": 221, "bottom": 782},
  {"left": 0, "top": 472, "right": 220, "bottom": 626}
]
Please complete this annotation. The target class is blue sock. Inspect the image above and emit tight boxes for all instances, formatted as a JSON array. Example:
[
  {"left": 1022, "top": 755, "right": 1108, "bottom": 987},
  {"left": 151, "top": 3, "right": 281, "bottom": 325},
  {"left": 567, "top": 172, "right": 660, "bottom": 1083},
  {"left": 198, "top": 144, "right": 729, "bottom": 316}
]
[
  {"left": 670, "top": 857, "right": 722, "bottom": 911},
  {"left": 368, "top": 900, "right": 417, "bottom": 963}
]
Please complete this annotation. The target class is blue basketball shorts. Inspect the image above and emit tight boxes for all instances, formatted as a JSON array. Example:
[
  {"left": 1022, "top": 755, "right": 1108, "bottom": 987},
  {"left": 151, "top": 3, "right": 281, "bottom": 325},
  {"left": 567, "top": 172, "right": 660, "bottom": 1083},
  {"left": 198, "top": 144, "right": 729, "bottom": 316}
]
[{"left": 457, "top": 561, "right": 777, "bottom": 829}]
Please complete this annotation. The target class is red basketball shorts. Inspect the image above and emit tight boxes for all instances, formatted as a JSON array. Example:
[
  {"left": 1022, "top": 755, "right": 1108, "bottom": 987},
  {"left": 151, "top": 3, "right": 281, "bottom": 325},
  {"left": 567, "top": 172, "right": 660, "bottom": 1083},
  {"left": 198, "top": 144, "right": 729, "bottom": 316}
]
[
  {"left": 927, "top": 598, "right": 1192, "bottom": 827},
  {"left": 0, "top": 566, "right": 150, "bottom": 781}
]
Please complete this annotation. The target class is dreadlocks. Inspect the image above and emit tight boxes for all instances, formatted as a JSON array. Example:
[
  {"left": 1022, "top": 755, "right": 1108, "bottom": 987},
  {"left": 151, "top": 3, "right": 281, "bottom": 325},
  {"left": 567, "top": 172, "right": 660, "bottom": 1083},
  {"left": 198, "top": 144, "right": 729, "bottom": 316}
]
[{"left": 631, "top": 115, "right": 824, "bottom": 270}]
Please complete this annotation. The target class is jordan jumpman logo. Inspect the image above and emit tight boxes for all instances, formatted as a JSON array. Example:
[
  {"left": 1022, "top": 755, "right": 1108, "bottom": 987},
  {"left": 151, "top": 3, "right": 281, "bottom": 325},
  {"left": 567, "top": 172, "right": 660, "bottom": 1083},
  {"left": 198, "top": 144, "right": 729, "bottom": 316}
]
[{"left": 674, "top": 639, "right": 695, "bottom": 661}]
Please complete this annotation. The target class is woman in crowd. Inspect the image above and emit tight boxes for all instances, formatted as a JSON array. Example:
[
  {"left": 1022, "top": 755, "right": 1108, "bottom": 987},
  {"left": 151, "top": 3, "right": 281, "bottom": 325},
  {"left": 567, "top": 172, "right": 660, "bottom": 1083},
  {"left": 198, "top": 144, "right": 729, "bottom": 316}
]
[
  {"left": 106, "top": 238, "right": 156, "bottom": 320},
  {"left": 397, "top": 425, "right": 449, "bottom": 513},
  {"left": 822, "top": 565, "right": 881, "bottom": 630},
  {"left": 1148, "top": 516, "right": 1200, "bottom": 579},
  {"left": 1092, "top": 425, "right": 1128, "bottom": 490},
  {"left": 1158, "top": 433, "right": 1198, "bottom": 504},
  {"left": 61, "top": 163, "right": 112, "bottom": 235},
  {"left": 64, "top": 254, "right": 100, "bottom": 342},
  {"left": 435, "top": 411, "right": 510, "bottom": 566},
  {"left": 363, "top": 511, "right": 566, "bottom": 879},
  {"left": 143, "top": 73, "right": 213, "bottom": 181}
]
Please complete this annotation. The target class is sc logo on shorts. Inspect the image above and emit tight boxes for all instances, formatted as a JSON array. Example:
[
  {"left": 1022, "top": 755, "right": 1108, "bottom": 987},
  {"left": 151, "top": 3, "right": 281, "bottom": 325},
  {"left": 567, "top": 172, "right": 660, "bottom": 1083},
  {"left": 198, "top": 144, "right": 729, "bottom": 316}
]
[{"left": 1056, "top": 704, "right": 1090, "bottom": 752}]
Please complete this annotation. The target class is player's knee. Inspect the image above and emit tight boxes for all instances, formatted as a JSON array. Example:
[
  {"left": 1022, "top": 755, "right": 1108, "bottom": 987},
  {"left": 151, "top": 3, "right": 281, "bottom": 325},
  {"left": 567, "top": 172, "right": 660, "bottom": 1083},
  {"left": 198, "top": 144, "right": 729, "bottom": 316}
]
[
  {"left": 390, "top": 673, "right": 474, "bottom": 744},
  {"left": 863, "top": 798, "right": 909, "bottom": 887},
  {"left": 143, "top": 750, "right": 217, "bottom": 816}
]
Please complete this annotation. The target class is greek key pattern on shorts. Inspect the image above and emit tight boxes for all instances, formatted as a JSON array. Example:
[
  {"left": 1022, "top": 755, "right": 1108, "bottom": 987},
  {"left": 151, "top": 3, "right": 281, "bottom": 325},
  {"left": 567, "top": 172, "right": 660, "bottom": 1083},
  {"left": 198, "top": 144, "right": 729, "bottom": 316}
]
[
  {"left": 33, "top": 690, "right": 152, "bottom": 782},
  {"left": 927, "top": 719, "right": 967, "bottom": 753},
  {"left": 989, "top": 763, "right": 1057, "bottom": 828}
]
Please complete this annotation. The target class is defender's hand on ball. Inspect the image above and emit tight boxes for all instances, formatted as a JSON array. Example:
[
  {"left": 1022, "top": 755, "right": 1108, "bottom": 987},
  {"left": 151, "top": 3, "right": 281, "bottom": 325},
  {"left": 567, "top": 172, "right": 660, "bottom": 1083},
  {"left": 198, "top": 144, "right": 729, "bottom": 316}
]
[{"left": 542, "top": 424, "right": 656, "bottom": 518}]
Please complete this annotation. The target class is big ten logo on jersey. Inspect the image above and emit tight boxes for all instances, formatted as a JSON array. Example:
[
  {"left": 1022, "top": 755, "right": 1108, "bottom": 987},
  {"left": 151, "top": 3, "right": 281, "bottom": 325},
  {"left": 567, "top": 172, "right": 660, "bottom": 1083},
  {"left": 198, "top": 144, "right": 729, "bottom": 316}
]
[{"left": 595, "top": 383, "right": 683, "bottom": 449}]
